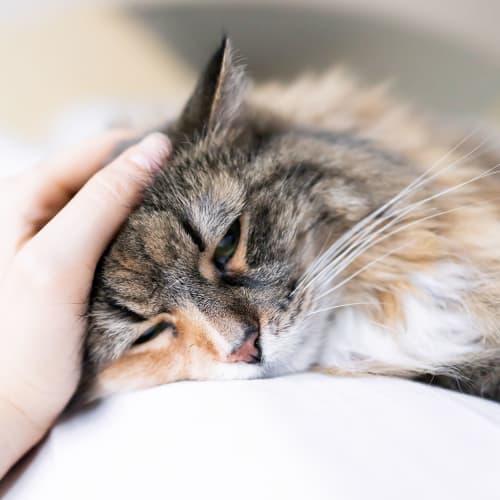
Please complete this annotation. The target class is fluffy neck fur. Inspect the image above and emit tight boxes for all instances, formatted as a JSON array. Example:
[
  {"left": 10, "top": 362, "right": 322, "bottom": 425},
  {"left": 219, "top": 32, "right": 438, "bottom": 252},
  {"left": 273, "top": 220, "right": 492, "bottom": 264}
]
[{"left": 252, "top": 70, "right": 500, "bottom": 397}]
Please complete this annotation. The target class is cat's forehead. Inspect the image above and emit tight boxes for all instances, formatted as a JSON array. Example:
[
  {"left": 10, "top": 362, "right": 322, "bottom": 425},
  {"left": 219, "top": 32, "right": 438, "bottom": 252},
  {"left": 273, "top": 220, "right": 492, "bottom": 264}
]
[{"left": 148, "top": 141, "right": 248, "bottom": 203}]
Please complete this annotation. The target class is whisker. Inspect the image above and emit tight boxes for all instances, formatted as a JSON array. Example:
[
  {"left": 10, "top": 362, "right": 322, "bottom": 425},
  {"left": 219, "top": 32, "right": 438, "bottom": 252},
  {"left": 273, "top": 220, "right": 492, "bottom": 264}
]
[
  {"left": 301, "top": 162, "right": 500, "bottom": 294},
  {"left": 399, "top": 133, "right": 490, "bottom": 207},
  {"left": 306, "top": 301, "right": 382, "bottom": 317},
  {"left": 368, "top": 320, "right": 398, "bottom": 335},
  {"left": 321, "top": 165, "right": 500, "bottom": 288},
  {"left": 390, "top": 162, "right": 500, "bottom": 221},
  {"left": 297, "top": 128, "right": 487, "bottom": 291},
  {"left": 301, "top": 203, "right": 434, "bottom": 294},
  {"left": 315, "top": 241, "right": 412, "bottom": 301},
  {"left": 315, "top": 194, "right": 500, "bottom": 301},
  {"left": 304, "top": 148, "right": 488, "bottom": 291}
]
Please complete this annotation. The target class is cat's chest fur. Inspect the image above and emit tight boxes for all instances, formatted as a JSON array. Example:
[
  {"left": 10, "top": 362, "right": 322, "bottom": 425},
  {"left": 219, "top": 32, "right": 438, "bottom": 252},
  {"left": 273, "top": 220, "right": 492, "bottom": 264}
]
[{"left": 318, "top": 263, "right": 480, "bottom": 375}]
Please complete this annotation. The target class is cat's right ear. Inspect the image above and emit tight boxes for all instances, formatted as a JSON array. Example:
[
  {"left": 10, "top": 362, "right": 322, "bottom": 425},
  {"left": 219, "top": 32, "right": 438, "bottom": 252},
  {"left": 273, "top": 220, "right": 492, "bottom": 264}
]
[{"left": 173, "top": 36, "right": 247, "bottom": 140}]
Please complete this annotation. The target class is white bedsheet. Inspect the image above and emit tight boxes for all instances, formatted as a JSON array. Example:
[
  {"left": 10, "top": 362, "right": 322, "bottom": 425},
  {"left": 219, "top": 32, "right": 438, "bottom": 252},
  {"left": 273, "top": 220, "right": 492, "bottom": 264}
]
[{"left": 3, "top": 374, "right": 500, "bottom": 500}]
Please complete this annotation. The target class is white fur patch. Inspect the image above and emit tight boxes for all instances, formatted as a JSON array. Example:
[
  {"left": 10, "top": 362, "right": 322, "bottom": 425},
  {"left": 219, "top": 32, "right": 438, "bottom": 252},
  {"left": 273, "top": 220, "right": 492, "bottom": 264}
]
[
  {"left": 318, "top": 263, "right": 483, "bottom": 374},
  {"left": 203, "top": 320, "right": 326, "bottom": 381}
]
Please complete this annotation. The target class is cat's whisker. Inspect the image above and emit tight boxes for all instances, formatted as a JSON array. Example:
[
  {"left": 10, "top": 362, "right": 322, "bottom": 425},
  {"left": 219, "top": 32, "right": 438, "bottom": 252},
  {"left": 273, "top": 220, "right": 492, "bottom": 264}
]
[
  {"left": 300, "top": 212, "right": 423, "bottom": 293},
  {"left": 301, "top": 162, "right": 500, "bottom": 294},
  {"left": 320, "top": 196, "right": 496, "bottom": 290},
  {"left": 396, "top": 132, "right": 490, "bottom": 207},
  {"left": 316, "top": 207, "right": 451, "bottom": 291},
  {"left": 368, "top": 320, "right": 399, "bottom": 335},
  {"left": 297, "top": 128, "right": 488, "bottom": 291},
  {"left": 313, "top": 207, "right": 436, "bottom": 287},
  {"left": 306, "top": 301, "right": 382, "bottom": 317},
  {"left": 315, "top": 194, "right": 500, "bottom": 301},
  {"left": 303, "top": 139, "right": 492, "bottom": 290},
  {"left": 300, "top": 201, "right": 436, "bottom": 293},
  {"left": 318, "top": 192, "right": 497, "bottom": 298},
  {"left": 315, "top": 241, "right": 413, "bottom": 301},
  {"left": 390, "top": 163, "right": 500, "bottom": 221},
  {"left": 319, "top": 162, "right": 500, "bottom": 289}
]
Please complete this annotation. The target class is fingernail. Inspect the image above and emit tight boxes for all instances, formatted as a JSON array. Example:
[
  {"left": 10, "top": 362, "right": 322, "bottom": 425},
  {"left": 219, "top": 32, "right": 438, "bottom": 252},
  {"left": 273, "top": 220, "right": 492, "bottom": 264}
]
[{"left": 129, "top": 133, "right": 172, "bottom": 172}]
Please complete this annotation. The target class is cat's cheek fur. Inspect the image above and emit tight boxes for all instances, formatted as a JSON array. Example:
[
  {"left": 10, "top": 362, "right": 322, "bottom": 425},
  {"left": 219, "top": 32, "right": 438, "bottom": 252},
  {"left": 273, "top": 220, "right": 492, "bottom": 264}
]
[
  {"left": 89, "top": 324, "right": 321, "bottom": 401},
  {"left": 318, "top": 263, "right": 482, "bottom": 375},
  {"left": 92, "top": 350, "right": 265, "bottom": 400},
  {"left": 87, "top": 304, "right": 267, "bottom": 400},
  {"left": 257, "top": 322, "right": 327, "bottom": 376}
]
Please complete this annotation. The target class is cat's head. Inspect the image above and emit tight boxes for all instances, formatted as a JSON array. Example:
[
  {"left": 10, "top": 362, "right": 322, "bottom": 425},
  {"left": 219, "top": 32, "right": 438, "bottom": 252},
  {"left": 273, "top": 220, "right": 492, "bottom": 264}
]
[{"left": 78, "top": 38, "right": 397, "bottom": 402}]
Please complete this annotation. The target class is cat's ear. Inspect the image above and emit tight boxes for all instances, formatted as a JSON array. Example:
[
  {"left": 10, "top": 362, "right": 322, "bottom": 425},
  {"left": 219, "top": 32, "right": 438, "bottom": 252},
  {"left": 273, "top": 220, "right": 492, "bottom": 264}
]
[{"left": 174, "top": 36, "right": 247, "bottom": 139}]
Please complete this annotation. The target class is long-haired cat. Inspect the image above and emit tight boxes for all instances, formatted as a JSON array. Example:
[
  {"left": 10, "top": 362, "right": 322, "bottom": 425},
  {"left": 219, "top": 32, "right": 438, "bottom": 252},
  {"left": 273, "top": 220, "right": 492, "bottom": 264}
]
[{"left": 77, "top": 37, "right": 500, "bottom": 404}]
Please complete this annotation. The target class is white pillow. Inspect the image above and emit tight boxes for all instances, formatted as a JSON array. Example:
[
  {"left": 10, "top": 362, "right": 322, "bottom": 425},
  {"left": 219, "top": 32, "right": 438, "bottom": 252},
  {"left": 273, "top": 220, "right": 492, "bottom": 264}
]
[{"left": 3, "top": 374, "right": 500, "bottom": 500}]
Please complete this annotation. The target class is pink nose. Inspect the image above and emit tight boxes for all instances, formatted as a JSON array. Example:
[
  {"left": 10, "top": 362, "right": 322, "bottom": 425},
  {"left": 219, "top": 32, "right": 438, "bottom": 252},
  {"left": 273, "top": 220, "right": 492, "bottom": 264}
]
[{"left": 227, "top": 331, "right": 261, "bottom": 364}]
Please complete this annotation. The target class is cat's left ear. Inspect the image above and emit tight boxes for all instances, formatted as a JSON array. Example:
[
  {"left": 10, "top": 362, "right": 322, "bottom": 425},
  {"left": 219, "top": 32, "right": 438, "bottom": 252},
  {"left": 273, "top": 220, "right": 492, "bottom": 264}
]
[{"left": 174, "top": 36, "right": 247, "bottom": 139}]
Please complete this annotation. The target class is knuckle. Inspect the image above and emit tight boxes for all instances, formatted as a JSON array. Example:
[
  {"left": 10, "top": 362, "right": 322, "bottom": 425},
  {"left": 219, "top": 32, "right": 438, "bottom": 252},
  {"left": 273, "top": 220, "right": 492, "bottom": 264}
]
[{"left": 89, "top": 161, "right": 147, "bottom": 206}]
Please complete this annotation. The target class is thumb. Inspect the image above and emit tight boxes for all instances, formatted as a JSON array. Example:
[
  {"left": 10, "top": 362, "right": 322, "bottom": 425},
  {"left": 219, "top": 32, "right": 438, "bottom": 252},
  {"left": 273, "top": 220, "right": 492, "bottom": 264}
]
[{"left": 27, "top": 132, "right": 171, "bottom": 278}]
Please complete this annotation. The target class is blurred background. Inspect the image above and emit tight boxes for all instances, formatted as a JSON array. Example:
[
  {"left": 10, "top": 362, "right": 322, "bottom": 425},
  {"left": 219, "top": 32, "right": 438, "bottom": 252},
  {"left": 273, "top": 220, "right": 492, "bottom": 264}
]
[{"left": 1, "top": 0, "right": 499, "bottom": 170}]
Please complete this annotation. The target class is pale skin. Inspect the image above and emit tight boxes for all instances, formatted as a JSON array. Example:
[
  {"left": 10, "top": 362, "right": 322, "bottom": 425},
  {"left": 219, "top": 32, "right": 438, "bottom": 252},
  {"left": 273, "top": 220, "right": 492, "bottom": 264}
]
[{"left": 0, "top": 131, "right": 172, "bottom": 478}]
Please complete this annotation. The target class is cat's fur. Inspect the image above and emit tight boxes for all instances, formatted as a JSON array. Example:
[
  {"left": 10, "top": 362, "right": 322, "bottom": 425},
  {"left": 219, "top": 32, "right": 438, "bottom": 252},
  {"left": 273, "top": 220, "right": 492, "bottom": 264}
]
[{"left": 78, "top": 38, "right": 500, "bottom": 403}]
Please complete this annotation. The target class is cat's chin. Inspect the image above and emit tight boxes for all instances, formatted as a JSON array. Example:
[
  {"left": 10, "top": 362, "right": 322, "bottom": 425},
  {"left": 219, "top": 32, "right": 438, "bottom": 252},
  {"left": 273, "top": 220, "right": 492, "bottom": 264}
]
[
  {"left": 203, "top": 359, "right": 305, "bottom": 382},
  {"left": 198, "top": 325, "right": 325, "bottom": 382},
  {"left": 205, "top": 361, "right": 266, "bottom": 381},
  {"left": 255, "top": 321, "right": 327, "bottom": 378}
]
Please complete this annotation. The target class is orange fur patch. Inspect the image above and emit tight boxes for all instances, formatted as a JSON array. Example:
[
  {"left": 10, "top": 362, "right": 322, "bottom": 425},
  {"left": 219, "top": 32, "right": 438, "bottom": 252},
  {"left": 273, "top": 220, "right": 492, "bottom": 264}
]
[
  {"left": 225, "top": 212, "right": 249, "bottom": 274},
  {"left": 96, "top": 305, "right": 224, "bottom": 398}
]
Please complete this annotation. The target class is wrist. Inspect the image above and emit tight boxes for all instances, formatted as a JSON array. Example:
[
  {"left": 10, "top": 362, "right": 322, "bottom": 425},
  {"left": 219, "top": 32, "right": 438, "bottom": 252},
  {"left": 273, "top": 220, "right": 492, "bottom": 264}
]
[{"left": 0, "top": 393, "right": 53, "bottom": 478}]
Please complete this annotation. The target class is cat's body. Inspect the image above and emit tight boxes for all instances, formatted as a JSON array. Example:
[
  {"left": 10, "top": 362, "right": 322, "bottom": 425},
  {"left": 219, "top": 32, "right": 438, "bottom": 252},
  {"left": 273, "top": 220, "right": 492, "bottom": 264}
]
[{"left": 78, "top": 38, "right": 500, "bottom": 403}]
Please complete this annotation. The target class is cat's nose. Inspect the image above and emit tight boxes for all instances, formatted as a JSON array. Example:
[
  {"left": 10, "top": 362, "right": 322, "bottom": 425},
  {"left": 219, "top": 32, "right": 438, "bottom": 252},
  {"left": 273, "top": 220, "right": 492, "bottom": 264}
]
[{"left": 227, "top": 325, "right": 261, "bottom": 364}]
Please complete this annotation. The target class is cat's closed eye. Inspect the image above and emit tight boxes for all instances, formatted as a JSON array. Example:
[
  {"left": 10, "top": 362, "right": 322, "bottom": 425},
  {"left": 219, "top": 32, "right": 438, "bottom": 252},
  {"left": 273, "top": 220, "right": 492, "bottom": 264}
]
[
  {"left": 132, "top": 320, "right": 175, "bottom": 347},
  {"left": 213, "top": 218, "right": 241, "bottom": 271}
]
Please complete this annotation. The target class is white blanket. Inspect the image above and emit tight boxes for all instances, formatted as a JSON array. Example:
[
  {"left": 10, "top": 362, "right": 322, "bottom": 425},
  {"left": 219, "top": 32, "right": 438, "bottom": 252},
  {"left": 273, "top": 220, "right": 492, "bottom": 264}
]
[{"left": 3, "top": 374, "right": 500, "bottom": 500}]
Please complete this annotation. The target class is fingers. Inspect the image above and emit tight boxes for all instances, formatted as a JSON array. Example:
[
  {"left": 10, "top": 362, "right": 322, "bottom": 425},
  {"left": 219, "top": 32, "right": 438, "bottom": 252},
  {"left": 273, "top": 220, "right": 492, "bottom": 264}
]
[
  {"left": 1, "top": 130, "right": 139, "bottom": 260},
  {"left": 22, "top": 133, "right": 171, "bottom": 295}
]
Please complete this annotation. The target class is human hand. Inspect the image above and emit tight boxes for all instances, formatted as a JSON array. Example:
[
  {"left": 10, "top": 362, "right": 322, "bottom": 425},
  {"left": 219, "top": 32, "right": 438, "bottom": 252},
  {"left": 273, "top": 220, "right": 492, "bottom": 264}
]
[{"left": 0, "top": 131, "right": 171, "bottom": 477}]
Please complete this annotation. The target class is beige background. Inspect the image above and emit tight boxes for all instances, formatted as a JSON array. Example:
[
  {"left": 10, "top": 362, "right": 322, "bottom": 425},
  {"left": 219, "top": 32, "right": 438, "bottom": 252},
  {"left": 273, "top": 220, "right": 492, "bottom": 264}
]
[
  {"left": 1, "top": 2, "right": 499, "bottom": 140},
  {"left": 0, "top": 7, "right": 194, "bottom": 138}
]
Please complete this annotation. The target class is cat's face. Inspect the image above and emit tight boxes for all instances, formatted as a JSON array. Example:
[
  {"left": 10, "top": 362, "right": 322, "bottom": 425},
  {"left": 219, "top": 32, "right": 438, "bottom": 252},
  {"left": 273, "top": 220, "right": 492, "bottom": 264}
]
[
  {"left": 84, "top": 137, "right": 319, "bottom": 399},
  {"left": 78, "top": 38, "right": 390, "bottom": 402}
]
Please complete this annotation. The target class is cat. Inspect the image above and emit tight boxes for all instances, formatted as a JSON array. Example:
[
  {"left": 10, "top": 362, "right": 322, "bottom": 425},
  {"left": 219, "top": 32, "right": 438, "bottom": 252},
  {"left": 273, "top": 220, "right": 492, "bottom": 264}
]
[{"left": 76, "top": 37, "right": 500, "bottom": 404}]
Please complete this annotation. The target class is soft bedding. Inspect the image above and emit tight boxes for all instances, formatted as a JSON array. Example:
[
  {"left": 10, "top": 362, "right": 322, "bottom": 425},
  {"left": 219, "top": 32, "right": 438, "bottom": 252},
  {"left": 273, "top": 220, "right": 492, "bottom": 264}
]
[{"left": 2, "top": 374, "right": 500, "bottom": 500}]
